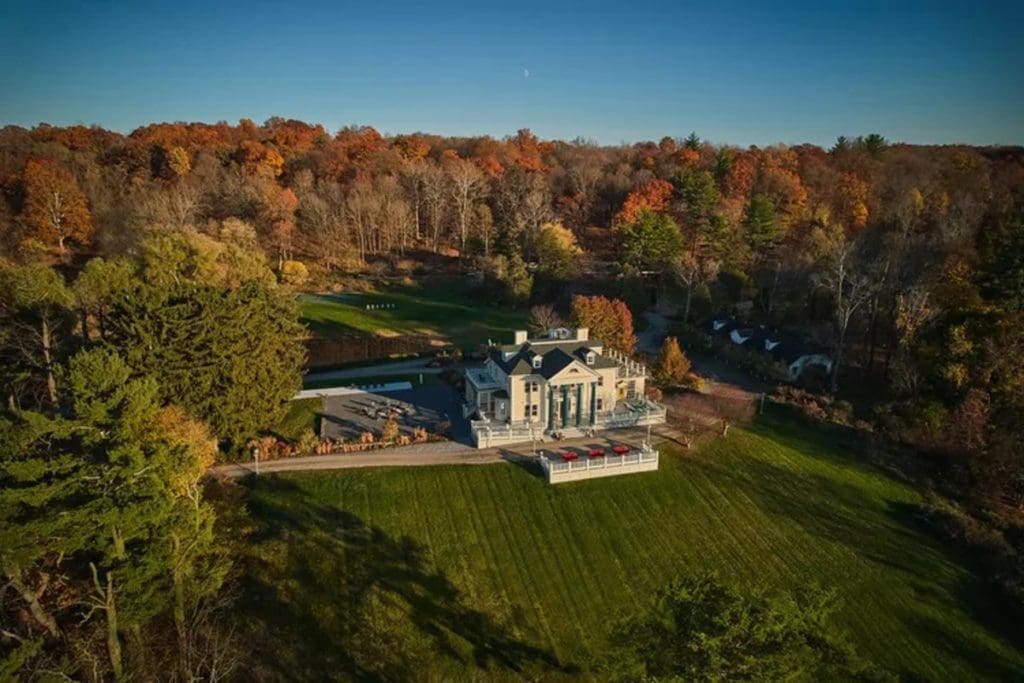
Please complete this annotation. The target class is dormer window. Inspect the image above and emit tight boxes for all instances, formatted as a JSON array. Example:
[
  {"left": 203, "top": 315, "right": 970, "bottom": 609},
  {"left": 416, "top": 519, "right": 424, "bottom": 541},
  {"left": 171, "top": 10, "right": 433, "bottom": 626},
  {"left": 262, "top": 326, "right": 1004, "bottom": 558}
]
[
  {"left": 586, "top": 352, "right": 595, "bottom": 365},
  {"left": 532, "top": 356, "right": 542, "bottom": 369}
]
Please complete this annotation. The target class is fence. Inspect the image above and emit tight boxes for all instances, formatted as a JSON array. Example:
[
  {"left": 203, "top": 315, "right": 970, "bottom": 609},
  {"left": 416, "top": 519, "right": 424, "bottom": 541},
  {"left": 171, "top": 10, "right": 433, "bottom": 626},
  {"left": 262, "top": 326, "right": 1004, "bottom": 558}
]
[{"left": 306, "top": 334, "right": 441, "bottom": 369}]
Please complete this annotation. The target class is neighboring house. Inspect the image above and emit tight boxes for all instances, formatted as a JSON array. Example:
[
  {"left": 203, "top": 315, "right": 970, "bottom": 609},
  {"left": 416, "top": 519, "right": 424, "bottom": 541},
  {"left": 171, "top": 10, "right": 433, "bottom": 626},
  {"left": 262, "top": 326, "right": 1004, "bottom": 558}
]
[
  {"left": 708, "top": 317, "right": 833, "bottom": 382},
  {"left": 464, "top": 327, "right": 666, "bottom": 447}
]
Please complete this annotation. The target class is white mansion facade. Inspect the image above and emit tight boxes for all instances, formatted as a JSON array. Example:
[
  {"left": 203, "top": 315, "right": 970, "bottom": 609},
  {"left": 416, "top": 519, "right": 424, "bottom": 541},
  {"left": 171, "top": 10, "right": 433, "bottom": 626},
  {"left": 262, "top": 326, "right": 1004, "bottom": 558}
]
[{"left": 464, "top": 327, "right": 666, "bottom": 447}]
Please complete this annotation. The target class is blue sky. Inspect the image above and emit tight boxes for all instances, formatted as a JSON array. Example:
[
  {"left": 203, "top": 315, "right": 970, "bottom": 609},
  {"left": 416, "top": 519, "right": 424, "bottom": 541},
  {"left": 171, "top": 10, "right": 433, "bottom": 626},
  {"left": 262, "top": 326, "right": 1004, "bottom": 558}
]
[{"left": 1, "top": 0, "right": 1022, "bottom": 146}]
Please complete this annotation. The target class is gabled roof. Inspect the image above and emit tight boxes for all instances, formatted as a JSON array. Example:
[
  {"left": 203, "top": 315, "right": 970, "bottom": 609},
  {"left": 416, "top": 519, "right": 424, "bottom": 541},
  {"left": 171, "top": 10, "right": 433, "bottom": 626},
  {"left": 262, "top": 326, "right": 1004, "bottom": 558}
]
[
  {"left": 488, "top": 341, "right": 616, "bottom": 379},
  {"left": 708, "top": 316, "right": 832, "bottom": 366}
]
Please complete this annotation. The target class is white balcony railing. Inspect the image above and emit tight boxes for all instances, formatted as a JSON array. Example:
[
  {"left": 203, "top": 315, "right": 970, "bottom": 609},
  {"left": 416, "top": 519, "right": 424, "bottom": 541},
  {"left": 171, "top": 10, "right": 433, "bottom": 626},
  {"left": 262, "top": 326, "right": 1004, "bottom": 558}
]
[{"left": 469, "top": 400, "right": 667, "bottom": 447}]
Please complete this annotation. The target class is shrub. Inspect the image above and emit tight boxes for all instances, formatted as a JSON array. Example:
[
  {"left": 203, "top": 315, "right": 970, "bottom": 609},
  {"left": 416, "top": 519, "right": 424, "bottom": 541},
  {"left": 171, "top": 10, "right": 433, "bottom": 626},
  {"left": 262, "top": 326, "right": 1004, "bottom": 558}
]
[
  {"left": 280, "top": 259, "right": 310, "bottom": 285},
  {"left": 296, "top": 428, "right": 319, "bottom": 455},
  {"left": 381, "top": 418, "right": 400, "bottom": 442}
]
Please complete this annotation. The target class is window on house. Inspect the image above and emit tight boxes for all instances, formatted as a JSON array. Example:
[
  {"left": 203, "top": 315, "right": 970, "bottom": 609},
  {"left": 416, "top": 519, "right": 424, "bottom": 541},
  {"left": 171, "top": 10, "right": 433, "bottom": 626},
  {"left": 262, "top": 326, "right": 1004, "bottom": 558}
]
[
  {"left": 532, "top": 356, "right": 542, "bottom": 369},
  {"left": 527, "top": 380, "right": 539, "bottom": 393},
  {"left": 598, "top": 376, "right": 604, "bottom": 386},
  {"left": 596, "top": 398, "right": 604, "bottom": 411},
  {"left": 586, "top": 352, "right": 595, "bottom": 365},
  {"left": 523, "top": 403, "right": 539, "bottom": 419}
]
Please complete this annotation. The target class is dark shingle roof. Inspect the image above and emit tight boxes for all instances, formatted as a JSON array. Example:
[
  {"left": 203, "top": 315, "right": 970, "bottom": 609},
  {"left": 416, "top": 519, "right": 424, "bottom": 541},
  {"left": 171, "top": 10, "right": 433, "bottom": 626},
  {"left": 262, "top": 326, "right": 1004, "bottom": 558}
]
[
  {"left": 489, "top": 341, "right": 614, "bottom": 379},
  {"left": 708, "top": 316, "right": 831, "bottom": 366}
]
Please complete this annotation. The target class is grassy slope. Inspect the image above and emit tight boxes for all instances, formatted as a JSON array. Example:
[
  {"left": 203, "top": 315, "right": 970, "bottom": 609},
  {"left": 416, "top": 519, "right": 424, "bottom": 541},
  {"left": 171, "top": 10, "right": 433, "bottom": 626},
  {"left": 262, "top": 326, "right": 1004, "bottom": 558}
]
[
  {"left": 299, "top": 285, "right": 527, "bottom": 347},
  {"left": 241, "top": 415, "right": 1024, "bottom": 681}
]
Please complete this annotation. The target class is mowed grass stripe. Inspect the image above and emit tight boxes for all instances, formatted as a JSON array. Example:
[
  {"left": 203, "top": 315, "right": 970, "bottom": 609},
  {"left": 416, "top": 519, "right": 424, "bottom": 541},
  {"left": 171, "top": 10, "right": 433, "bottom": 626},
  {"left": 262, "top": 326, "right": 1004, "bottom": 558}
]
[{"left": 244, "top": 418, "right": 1024, "bottom": 680}]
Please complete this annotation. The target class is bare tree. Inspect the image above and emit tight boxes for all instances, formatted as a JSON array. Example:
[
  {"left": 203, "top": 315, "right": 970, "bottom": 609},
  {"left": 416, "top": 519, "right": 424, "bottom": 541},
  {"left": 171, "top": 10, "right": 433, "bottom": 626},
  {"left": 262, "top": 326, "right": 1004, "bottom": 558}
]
[
  {"left": 420, "top": 162, "right": 448, "bottom": 252},
  {"left": 813, "top": 224, "right": 880, "bottom": 392},
  {"left": 297, "top": 181, "right": 348, "bottom": 266},
  {"left": 398, "top": 160, "right": 427, "bottom": 242},
  {"left": 528, "top": 304, "right": 565, "bottom": 336},
  {"left": 446, "top": 158, "right": 485, "bottom": 253}
]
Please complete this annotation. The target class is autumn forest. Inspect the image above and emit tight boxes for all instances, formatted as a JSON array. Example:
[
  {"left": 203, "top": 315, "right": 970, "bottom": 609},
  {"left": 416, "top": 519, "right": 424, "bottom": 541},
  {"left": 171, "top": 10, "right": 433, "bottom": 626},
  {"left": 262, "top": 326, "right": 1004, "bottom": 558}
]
[{"left": 3, "top": 117, "right": 1024, "bottom": 679}]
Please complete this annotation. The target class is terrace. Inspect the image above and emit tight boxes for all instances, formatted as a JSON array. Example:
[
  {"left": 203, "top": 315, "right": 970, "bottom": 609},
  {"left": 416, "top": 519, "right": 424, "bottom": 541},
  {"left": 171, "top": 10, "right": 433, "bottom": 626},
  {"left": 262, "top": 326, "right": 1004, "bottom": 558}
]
[
  {"left": 469, "top": 397, "right": 666, "bottom": 448},
  {"left": 538, "top": 442, "right": 659, "bottom": 484}
]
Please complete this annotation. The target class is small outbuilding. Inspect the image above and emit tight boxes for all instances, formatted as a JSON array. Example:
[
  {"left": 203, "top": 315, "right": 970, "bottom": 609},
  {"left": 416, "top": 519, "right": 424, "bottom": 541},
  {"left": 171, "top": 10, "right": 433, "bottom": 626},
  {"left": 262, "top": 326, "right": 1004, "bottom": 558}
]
[{"left": 707, "top": 316, "right": 832, "bottom": 382}]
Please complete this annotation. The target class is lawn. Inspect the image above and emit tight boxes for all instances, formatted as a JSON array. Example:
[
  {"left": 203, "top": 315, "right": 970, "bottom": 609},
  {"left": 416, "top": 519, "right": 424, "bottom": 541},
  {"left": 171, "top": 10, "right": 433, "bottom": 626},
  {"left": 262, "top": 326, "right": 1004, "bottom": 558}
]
[
  {"left": 299, "top": 284, "right": 528, "bottom": 348},
  {"left": 239, "top": 414, "right": 1024, "bottom": 680}
]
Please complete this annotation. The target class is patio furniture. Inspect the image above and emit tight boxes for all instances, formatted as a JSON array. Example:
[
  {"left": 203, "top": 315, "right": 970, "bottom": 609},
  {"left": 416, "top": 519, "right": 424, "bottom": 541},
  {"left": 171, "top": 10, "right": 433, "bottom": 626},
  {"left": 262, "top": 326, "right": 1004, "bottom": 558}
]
[
  {"left": 612, "top": 445, "right": 630, "bottom": 456},
  {"left": 588, "top": 449, "right": 605, "bottom": 458},
  {"left": 560, "top": 451, "right": 579, "bottom": 462}
]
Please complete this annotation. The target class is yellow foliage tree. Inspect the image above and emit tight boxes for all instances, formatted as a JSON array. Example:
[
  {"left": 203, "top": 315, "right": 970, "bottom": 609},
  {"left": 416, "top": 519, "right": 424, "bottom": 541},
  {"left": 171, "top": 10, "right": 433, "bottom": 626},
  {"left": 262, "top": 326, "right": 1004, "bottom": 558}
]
[{"left": 655, "top": 336, "right": 691, "bottom": 385}]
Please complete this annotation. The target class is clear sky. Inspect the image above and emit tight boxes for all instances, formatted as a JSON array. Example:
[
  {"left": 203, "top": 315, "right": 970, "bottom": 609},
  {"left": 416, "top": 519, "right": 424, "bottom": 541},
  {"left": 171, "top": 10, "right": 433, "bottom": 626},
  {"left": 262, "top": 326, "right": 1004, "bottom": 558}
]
[{"left": 2, "top": 0, "right": 1022, "bottom": 147}]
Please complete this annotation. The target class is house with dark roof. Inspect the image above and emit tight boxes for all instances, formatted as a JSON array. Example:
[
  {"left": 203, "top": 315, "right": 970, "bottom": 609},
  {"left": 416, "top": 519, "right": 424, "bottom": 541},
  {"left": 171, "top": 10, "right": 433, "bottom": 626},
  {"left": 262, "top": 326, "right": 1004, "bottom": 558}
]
[
  {"left": 707, "top": 316, "right": 833, "bottom": 381},
  {"left": 464, "top": 327, "right": 666, "bottom": 447}
]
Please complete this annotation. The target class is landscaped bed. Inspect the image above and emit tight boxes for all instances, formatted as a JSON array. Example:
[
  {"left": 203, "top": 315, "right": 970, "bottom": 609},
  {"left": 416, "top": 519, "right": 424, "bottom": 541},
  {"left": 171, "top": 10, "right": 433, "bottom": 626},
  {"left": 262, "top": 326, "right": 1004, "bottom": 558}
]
[{"left": 237, "top": 412, "right": 1024, "bottom": 680}]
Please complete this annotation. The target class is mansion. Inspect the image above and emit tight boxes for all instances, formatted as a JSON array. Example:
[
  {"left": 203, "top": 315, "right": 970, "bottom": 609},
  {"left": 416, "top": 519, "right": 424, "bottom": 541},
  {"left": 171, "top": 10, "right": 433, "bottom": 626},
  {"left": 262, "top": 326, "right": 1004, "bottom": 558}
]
[{"left": 464, "top": 327, "right": 666, "bottom": 447}]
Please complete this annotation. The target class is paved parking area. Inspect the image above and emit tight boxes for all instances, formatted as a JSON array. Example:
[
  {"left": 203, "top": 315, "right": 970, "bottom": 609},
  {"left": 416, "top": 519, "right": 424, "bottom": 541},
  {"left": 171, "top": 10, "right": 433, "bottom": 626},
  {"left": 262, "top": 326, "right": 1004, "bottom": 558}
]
[{"left": 319, "top": 385, "right": 471, "bottom": 443}]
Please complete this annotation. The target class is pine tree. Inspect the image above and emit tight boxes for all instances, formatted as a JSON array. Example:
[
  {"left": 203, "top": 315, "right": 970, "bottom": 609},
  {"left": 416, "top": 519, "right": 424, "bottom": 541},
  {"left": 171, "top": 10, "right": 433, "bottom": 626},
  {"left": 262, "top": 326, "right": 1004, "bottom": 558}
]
[
  {"left": 104, "top": 280, "right": 306, "bottom": 447},
  {"left": 0, "top": 349, "right": 226, "bottom": 679}
]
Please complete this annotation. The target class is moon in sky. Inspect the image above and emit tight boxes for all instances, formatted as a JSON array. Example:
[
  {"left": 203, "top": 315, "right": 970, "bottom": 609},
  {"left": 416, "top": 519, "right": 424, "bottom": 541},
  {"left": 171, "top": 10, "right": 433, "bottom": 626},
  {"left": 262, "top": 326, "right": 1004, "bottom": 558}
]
[{"left": 523, "top": 68, "right": 530, "bottom": 78}]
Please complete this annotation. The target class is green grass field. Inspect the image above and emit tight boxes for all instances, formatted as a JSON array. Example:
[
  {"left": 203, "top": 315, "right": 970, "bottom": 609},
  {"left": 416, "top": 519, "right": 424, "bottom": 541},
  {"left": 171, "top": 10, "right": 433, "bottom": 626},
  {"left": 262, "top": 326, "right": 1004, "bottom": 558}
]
[
  {"left": 299, "top": 284, "right": 528, "bottom": 348},
  {"left": 240, "top": 415, "right": 1024, "bottom": 680}
]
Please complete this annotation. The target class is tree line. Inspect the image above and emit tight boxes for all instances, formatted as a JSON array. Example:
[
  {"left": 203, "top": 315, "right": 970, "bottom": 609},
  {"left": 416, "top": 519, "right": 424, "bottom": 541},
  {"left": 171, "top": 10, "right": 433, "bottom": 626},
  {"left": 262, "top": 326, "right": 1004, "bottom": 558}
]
[{"left": 2, "top": 121, "right": 1023, "bottom": 503}]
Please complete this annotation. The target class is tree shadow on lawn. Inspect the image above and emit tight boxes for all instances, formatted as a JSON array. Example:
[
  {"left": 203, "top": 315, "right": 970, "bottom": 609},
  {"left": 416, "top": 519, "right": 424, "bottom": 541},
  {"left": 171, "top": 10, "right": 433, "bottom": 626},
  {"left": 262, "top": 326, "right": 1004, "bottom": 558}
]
[
  {"left": 688, "top": 445, "right": 1024, "bottom": 679},
  {"left": 238, "top": 476, "right": 571, "bottom": 681}
]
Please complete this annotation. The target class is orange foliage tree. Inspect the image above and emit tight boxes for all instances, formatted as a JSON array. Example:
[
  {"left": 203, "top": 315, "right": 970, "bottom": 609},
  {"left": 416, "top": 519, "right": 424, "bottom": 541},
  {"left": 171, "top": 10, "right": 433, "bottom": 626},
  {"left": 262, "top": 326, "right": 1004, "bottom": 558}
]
[
  {"left": 570, "top": 294, "right": 637, "bottom": 353},
  {"left": 22, "top": 158, "right": 93, "bottom": 255},
  {"left": 614, "top": 179, "right": 674, "bottom": 226}
]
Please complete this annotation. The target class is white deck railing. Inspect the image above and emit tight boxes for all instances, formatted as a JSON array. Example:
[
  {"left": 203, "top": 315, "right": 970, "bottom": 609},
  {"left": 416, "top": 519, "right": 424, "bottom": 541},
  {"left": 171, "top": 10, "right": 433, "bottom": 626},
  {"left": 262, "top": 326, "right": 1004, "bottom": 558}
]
[
  {"left": 539, "top": 444, "right": 659, "bottom": 484},
  {"left": 469, "top": 400, "right": 667, "bottom": 447}
]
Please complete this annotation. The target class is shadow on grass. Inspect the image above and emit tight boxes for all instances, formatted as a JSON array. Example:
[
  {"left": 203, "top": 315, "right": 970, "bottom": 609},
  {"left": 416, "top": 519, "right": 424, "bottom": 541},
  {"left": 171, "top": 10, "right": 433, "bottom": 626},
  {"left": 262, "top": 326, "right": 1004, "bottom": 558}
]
[
  {"left": 239, "top": 476, "right": 570, "bottom": 681},
  {"left": 690, "top": 421, "right": 1024, "bottom": 679}
]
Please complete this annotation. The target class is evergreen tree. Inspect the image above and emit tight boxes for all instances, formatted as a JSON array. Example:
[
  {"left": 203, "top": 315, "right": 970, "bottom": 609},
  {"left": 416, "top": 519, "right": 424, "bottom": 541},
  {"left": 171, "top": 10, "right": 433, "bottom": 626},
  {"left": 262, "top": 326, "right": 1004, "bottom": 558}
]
[
  {"left": 620, "top": 210, "right": 683, "bottom": 272},
  {"left": 104, "top": 280, "right": 305, "bottom": 448},
  {"left": 73, "top": 256, "right": 136, "bottom": 340},
  {"left": 745, "top": 194, "right": 780, "bottom": 251},
  {"left": 0, "top": 263, "right": 73, "bottom": 408},
  {"left": 0, "top": 349, "right": 226, "bottom": 679}
]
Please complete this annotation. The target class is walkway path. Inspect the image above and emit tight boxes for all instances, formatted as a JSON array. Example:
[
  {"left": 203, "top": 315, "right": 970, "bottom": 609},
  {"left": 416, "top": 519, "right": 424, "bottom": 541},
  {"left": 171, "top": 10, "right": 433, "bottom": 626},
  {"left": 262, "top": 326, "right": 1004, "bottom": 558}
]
[{"left": 212, "top": 423, "right": 694, "bottom": 478}]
